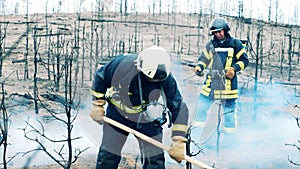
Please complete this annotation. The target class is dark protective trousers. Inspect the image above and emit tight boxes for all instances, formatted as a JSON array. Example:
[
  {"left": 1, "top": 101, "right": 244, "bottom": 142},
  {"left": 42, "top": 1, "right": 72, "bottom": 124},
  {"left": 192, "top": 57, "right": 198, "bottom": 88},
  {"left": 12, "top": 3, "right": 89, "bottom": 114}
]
[{"left": 95, "top": 104, "right": 165, "bottom": 169}]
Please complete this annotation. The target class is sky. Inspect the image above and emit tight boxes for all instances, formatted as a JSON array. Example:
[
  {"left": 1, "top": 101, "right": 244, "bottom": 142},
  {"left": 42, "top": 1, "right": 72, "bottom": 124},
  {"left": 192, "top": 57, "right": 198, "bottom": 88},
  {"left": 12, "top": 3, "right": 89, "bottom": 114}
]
[{"left": 2, "top": 0, "right": 300, "bottom": 25}]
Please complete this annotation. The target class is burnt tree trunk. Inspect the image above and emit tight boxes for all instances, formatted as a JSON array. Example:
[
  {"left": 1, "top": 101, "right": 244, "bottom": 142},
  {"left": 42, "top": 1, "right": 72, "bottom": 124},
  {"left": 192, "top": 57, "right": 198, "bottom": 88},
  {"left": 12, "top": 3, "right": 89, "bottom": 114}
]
[
  {"left": 24, "top": 19, "right": 29, "bottom": 80},
  {"left": 134, "top": 12, "right": 138, "bottom": 53},
  {"left": 45, "top": 2, "right": 50, "bottom": 80},
  {"left": 187, "top": 27, "right": 191, "bottom": 55},
  {"left": 0, "top": 23, "right": 7, "bottom": 77},
  {"left": 100, "top": 23, "right": 104, "bottom": 63},
  {"left": 81, "top": 25, "right": 85, "bottom": 86},
  {"left": 280, "top": 37, "right": 285, "bottom": 74},
  {"left": 124, "top": 0, "right": 128, "bottom": 16},
  {"left": 89, "top": 21, "right": 94, "bottom": 81},
  {"left": 197, "top": 9, "right": 202, "bottom": 54},
  {"left": 32, "top": 26, "right": 41, "bottom": 114},
  {"left": 259, "top": 26, "right": 264, "bottom": 77},
  {"left": 65, "top": 49, "right": 73, "bottom": 169},
  {"left": 252, "top": 27, "right": 262, "bottom": 122},
  {"left": 55, "top": 33, "right": 61, "bottom": 92},
  {"left": 255, "top": 28, "right": 260, "bottom": 86},
  {"left": 288, "top": 29, "right": 292, "bottom": 81},
  {"left": 297, "top": 34, "right": 300, "bottom": 63},
  {"left": 94, "top": 24, "right": 100, "bottom": 73},
  {"left": 72, "top": 20, "right": 80, "bottom": 103},
  {"left": 0, "top": 79, "right": 9, "bottom": 169},
  {"left": 172, "top": 13, "right": 177, "bottom": 51},
  {"left": 267, "top": 27, "right": 273, "bottom": 65},
  {"left": 119, "top": 0, "right": 123, "bottom": 17}
]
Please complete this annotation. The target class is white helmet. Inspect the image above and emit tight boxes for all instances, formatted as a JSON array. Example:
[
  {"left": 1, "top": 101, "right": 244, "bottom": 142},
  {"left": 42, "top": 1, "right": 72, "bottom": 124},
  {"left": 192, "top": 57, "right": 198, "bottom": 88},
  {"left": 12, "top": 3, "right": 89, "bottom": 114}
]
[{"left": 136, "top": 46, "right": 171, "bottom": 82}]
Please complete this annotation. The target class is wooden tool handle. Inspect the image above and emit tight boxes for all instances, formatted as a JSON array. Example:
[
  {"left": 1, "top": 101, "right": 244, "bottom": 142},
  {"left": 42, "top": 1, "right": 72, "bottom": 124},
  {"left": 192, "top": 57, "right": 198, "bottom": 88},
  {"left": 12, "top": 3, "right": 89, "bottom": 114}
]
[{"left": 103, "top": 116, "right": 214, "bottom": 169}]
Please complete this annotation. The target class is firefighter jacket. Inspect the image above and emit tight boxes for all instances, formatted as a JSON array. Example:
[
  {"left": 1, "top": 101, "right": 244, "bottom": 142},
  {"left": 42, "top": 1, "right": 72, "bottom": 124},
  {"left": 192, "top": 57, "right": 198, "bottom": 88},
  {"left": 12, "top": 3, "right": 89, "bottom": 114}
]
[
  {"left": 91, "top": 54, "right": 189, "bottom": 137},
  {"left": 196, "top": 36, "right": 249, "bottom": 100}
]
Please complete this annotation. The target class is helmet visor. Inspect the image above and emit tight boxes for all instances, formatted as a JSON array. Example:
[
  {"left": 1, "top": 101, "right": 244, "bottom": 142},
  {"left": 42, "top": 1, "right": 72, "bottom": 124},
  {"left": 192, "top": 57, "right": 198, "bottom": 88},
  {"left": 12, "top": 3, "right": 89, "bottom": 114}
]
[
  {"left": 145, "top": 64, "right": 169, "bottom": 82},
  {"left": 210, "top": 28, "right": 223, "bottom": 35}
]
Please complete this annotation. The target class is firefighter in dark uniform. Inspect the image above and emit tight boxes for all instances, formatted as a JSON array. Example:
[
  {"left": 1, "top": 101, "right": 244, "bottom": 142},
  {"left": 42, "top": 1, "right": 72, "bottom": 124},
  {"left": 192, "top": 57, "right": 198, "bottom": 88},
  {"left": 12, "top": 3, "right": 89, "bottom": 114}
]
[
  {"left": 193, "top": 17, "right": 249, "bottom": 133},
  {"left": 90, "top": 46, "right": 189, "bottom": 169}
]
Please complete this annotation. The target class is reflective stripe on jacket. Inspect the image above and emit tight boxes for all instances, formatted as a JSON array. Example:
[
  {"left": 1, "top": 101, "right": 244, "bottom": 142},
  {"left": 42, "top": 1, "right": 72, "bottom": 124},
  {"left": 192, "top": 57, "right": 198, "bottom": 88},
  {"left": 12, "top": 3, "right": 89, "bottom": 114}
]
[
  {"left": 197, "top": 37, "right": 249, "bottom": 99},
  {"left": 91, "top": 54, "right": 189, "bottom": 137}
]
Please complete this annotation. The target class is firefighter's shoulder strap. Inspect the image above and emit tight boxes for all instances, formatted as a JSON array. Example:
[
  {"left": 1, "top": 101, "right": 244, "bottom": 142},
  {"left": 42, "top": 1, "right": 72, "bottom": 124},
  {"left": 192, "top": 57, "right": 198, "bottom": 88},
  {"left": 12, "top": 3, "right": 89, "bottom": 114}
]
[
  {"left": 138, "top": 73, "right": 144, "bottom": 109},
  {"left": 160, "top": 84, "right": 172, "bottom": 128}
]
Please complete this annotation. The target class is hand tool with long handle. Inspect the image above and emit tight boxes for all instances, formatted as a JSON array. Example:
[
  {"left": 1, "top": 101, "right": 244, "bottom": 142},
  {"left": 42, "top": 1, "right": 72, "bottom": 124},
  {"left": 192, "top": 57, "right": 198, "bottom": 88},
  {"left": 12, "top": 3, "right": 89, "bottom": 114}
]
[
  {"left": 102, "top": 116, "right": 214, "bottom": 169},
  {"left": 199, "top": 100, "right": 223, "bottom": 145}
]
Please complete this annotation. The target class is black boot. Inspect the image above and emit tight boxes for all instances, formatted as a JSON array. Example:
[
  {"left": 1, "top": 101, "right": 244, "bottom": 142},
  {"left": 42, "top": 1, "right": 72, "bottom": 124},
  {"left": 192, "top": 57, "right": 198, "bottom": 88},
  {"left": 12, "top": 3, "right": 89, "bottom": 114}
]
[{"left": 95, "top": 147, "right": 121, "bottom": 169}]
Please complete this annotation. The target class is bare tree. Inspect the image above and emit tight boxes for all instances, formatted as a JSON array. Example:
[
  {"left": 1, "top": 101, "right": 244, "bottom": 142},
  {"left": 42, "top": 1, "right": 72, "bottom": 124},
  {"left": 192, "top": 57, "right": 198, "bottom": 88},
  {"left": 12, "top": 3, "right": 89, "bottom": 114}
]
[
  {"left": 89, "top": 20, "right": 94, "bottom": 80},
  {"left": 258, "top": 25, "right": 264, "bottom": 77},
  {"left": 280, "top": 36, "right": 285, "bottom": 74},
  {"left": 268, "top": 0, "right": 272, "bottom": 22},
  {"left": 298, "top": 34, "right": 300, "bottom": 63},
  {"left": 94, "top": 24, "right": 100, "bottom": 73},
  {"left": 287, "top": 29, "right": 292, "bottom": 81},
  {"left": 134, "top": 11, "right": 139, "bottom": 53},
  {"left": 14, "top": 2, "right": 19, "bottom": 15},
  {"left": 49, "top": 27, "right": 70, "bottom": 92},
  {"left": 0, "top": 77, "right": 9, "bottom": 169},
  {"left": 45, "top": 0, "right": 51, "bottom": 80},
  {"left": 274, "top": 0, "right": 279, "bottom": 25},
  {"left": 58, "top": 0, "right": 63, "bottom": 13},
  {"left": 124, "top": 0, "right": 128, "bottom": 16},
  {"left": 119, "top": 0, "right": 123, "bottom": 17},
  {"left": 267, "top": 27, "right": 274, "bottom": 65},
  {"left": 238, "top": 0, "right": 244, "bottom": 18},
  {"left": 21, "top": 44, "right": 88, "bottom": 169},
  {"left": 53, "top": 32, "right": 63, "bottom": 92},
  {"left": 0, "top": 22, "right": 7, "bottom": 77},
  {"left": 22, "top": 102, "right": 88, "bottom": 169},
  {"left": 293, "top": 3, "right": 299, "bottom": 25},
  {"left": 0, "top": 71, "right": 19, "bottom": 169},
  {"left": 158, "top": 0, "right": 162, "bottom": 14},
  {"left": 24, "top": 0, "right": 29, "bottom": 80},
  {"left": 285, "top": 101, "right": 300, "bottom": 167},
  {"left": 32, "top": 26, "right": 41, "bottom": 114},
  {"left": 0, "top": 0, "right": 6, "bottom": 15},
  {"left": 81, "top": 25, "right": 86, "bottom": 86},
  {"left": 196, "top": 0, "right": 203, "bottom": 54}
]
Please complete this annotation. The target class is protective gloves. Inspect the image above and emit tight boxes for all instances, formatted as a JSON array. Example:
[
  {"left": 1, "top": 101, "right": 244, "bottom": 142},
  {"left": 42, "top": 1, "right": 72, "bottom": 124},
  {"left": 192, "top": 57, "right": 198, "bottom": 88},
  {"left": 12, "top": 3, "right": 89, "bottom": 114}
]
[
  {"left": 168, "top": 136, "right": 187, "bottom": 163},
  {"left": 90, "top": 99, "right": 106, "bottom": 125},
  {"left": 226, "top": 67, "right": 235, "bottom": 79},
  {"left": 194, "top": 65, "right": 203, "bottom": 76}
]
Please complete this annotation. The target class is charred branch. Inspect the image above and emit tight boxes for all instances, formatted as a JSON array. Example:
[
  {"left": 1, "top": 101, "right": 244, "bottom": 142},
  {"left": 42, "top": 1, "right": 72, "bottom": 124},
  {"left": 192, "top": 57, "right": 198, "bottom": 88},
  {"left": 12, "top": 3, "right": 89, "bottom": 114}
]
[{"left": 40, "top": 93, "right": 75, "bottom": 109}]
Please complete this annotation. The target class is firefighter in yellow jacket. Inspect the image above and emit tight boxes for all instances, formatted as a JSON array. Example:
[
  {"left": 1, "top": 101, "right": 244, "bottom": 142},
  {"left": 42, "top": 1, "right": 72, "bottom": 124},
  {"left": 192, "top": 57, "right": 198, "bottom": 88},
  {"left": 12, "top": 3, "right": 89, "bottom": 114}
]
[
  {"left": 194, "top": 17, "right": 249, "bottom": 133},
  {"left": 90, "top": 46, "right": 189, "bottom": 169}
]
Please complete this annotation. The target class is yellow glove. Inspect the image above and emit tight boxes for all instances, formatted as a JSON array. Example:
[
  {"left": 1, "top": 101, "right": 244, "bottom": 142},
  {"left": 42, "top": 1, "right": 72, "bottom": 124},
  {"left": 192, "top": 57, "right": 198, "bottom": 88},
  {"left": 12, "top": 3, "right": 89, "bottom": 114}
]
[
  {"left": 226, "top": 67, "right": 235, "bottom": 79},
  {"left": 168, "top": 136, "right": 187, "bottom": 163},
  {"left": 90, "top": 99, "right": 106, "bottom": 125}
]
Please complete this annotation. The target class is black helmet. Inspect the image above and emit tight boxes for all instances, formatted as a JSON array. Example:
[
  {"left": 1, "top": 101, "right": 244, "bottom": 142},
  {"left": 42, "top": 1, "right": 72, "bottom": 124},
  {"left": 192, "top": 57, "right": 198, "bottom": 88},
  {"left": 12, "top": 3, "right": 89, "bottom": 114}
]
[{"left": 209, "top": 17, "right": 230, "bottom": 35}]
